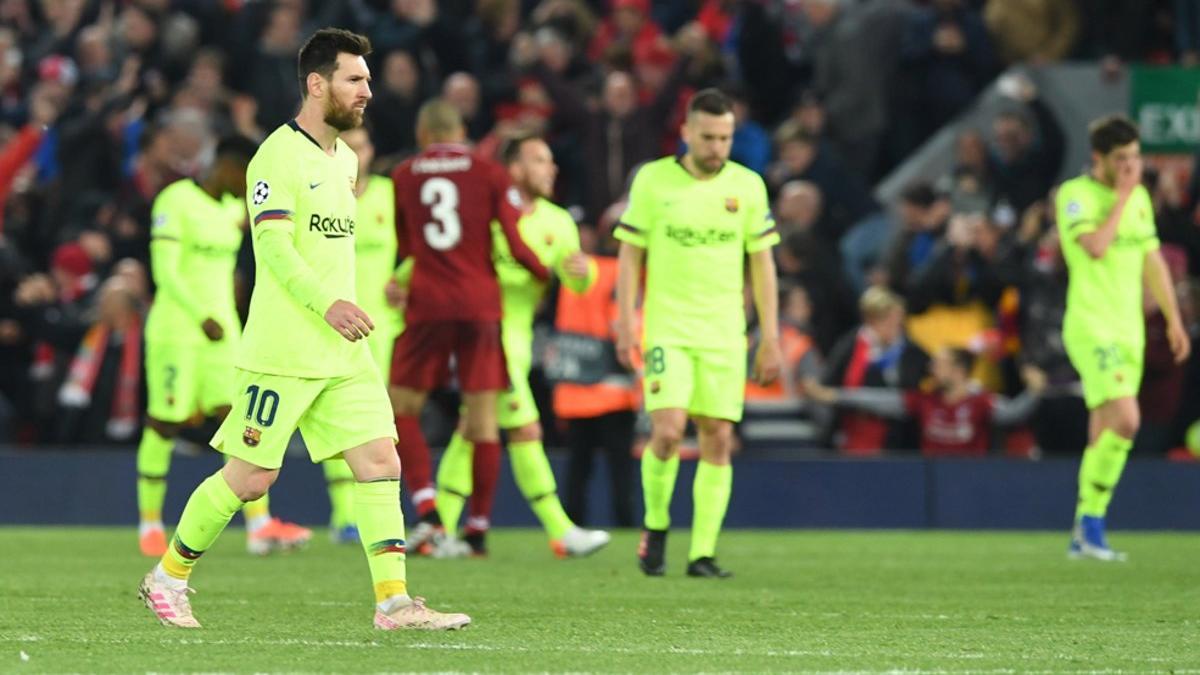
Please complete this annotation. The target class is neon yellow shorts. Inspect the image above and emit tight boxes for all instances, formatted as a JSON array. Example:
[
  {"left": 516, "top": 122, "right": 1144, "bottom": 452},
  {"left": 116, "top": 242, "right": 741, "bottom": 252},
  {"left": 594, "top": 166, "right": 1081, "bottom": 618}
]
[
  {"left": 641, "top": 343, "right": 746, "bottom": 422},
  {"left": 145, "top": 341, "right": 236, "bottom": 423},
  {"left": 212, "top": 366, "right": 397, "bottom": 469},
  {"left": 497, "top": 329, "right": 539, "bottom": 430},
  {"left": 1064, "top": 335, "right": 1143, "bottom": 409}
]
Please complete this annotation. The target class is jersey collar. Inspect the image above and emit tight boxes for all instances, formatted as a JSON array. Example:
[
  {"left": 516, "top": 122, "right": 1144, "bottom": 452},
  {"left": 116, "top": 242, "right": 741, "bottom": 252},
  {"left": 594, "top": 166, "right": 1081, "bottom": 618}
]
[{"left": 288, "top": 119, "right": 334, "bottom": 154}]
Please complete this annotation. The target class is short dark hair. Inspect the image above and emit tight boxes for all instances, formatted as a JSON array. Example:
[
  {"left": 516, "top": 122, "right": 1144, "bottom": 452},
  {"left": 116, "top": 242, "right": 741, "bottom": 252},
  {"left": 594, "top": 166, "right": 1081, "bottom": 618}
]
[
  {"left": 688, "top": 88, "right": 733, "bottom": 117},
  {"left": 948, "top": 348, "right": 976, "bottom": 374},
  {"left": 499, "top": 132, "right": 543, "bottom": 166},
  {"left": 297, "top": 28, "right": 372, "bottom": 98},
  {"left": 1089, "top": 114, "right": 1140, "bottom": 155},
  {"left": 215, "top": 134, "right": 259, "bottom": 164},
  {"left": 899, "top": 181, "right": 942, "bottom": 208}
]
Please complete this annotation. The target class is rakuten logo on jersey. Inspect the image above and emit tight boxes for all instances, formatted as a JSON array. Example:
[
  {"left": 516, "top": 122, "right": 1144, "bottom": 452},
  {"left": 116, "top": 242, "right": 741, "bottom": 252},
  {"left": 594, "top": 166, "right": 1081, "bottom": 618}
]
[
  {"left": 665, "top": 225, "right": 736, "bottom": 247},
  {"left": 309, "top": 213, "right": 356, "bottom": 239}
]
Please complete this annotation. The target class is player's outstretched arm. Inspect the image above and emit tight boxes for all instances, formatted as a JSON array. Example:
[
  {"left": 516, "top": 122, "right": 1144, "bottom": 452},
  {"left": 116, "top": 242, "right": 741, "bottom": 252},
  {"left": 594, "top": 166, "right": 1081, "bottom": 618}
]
[
  {"left": 749, "top": 248, "right": 782, "bottom": 386},
  {"left": 615, "top": 241, "right": 644, "bottom": 370},
  {"left": 835, "top": 388, "right": 909, "bottom": 420},
  {"left": 1144, "top": 248, "right": 1191, "bottom": 363}
]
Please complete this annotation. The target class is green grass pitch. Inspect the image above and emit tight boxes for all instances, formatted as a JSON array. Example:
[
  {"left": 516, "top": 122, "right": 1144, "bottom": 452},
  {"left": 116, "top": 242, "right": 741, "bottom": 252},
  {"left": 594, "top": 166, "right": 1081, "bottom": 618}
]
[{"left": 3, "top": 528, "right": 1200, "bottom": 672}]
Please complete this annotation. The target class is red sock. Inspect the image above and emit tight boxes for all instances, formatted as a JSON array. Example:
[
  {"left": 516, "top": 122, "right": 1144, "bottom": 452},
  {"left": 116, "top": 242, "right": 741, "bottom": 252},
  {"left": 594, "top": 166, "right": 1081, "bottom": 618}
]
[
  {"left": 394, "top": 415, "right": 436, "bottom": 516},
  {"left": 466, "top": 440, "right": 501, "bottom": 533}
]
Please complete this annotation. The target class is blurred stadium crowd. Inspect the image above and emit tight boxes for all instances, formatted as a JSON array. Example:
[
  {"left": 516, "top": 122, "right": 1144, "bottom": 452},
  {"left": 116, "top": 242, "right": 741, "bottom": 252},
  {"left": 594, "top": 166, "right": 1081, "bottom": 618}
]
[{"left": 1, "top": 0, "right": 1200, "bottom": 461}]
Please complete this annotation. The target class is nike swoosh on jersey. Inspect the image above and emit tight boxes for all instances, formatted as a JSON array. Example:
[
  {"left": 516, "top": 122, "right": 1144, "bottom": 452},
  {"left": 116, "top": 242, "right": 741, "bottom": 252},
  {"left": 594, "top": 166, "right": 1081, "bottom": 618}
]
[{"left": 309, "top": 182, "right": 322, "bottom": 190}]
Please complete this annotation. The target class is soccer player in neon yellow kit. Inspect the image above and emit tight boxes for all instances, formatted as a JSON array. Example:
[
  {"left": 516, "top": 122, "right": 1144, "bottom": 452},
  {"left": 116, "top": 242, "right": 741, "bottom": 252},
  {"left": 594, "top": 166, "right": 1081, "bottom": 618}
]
[
  {"left": 320, "top": 126, "right": 402, "bottom": 544},
  {"left": 616, "top": 89, "right": 782, "bottom": 578},
  {"left": 135, "top": 136, "right": 311, "bottom": 558},
  {"left": 431, "top": 134, "right": 611, "bottom": 558},
  {"left": 1056, "top": 115, "right": 1190, "bottom": 560},
  {"left": 138, "top": 28, "right": 469, "bottom": 630}
]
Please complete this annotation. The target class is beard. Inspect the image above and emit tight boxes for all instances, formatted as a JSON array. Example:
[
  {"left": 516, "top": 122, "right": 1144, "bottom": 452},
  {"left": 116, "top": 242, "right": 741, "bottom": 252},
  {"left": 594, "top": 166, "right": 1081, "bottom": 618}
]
[{"left": 324, "top": 96, "right": 363, "bottom": 132}]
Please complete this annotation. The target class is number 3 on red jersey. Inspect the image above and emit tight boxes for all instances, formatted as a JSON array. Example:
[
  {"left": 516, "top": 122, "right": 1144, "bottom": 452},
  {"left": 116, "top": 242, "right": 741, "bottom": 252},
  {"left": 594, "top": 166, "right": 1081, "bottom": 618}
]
[{"left": 421, "top": 177, "right": 461, "bottom": 250}]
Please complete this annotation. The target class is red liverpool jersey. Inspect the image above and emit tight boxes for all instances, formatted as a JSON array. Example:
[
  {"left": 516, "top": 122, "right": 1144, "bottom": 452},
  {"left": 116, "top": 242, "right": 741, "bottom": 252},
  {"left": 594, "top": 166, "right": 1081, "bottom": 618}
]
[
  {"left": 904, "top": 389, "right": 995, "bottom": 457},
  {"left": 392, "top": 143, "right": 549, "bottom": 322}
]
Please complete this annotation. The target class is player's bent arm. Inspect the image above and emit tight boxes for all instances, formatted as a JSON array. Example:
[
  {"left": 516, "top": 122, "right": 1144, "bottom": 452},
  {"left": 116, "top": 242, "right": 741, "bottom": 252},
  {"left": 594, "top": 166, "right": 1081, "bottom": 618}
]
[
  {"left": 555, "top": 251, "right": 597, "bottom": 294},
  {"left": 1144, "top": 247, "right": 1184, "bottom": 328},
  {"left": 149, "top": 237, "right": 207, "bottom": 324},
  {"left": 748, "top": 248, "right": 780, "bottom": 343},
  {"left": 834, "top": 388, "right": 909, "bottom": 420},
  {"left": 1076, "top": 192, "right": 1130, "bottom": 259},
  {"left": 254, "top": 226, "right": 339, "bottom": 317},
  {"left": 498, "top": 214, "right": 551, "bottom": 282}
]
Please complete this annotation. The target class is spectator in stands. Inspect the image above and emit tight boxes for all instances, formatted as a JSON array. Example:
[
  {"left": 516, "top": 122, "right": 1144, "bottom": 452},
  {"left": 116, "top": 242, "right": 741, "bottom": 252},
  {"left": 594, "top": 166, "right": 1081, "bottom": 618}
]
[
  {"left": 729, "top": 84, "right": 770, "bottom": 176},
  {"left": 905, "top": 212, "right": 1024, "bottom": 314},
  {"left": 987, "top": 75, "right": 1065, "bottom": 214},
  {"left": 369, "top": 0, "right": 469, "bottom": 80},
  {"left": 768, "top": 121, "right": 879, "bottom": 247},
  {"left": 747, "top": 282, "right": 821, "bottom": 403},
  {"left": 805, "top": 347, "right": 1047, "bottom": 457},
  {"left": 821, "top": 286, "right": 929, "bottom": 455},
  {"left": 532, "top": 39, "right": 693, "bottom": 222},
  {"left": 882, "top": 182, "right": 951, "bottom": 292},
  {"left": 984, "top": 0, "right": 1079, "bottom": 64},
  {"left": 442, "top": 72, "right": 490, "bottom": 141},
  {"left": 235, "top": 1, "right": 301, "bottom": 131},
  {"left": 56, "top": 275, "right": 142, "bottom": 445},
  {"left": 367, "top": 50, "right": 425, "bottom": 157},
  {"left": 588, "top": 0, "right": 662, "bottom": 66},
  {"left": 803, "top": 0, "right": 912, "bottom": 180},
  {"left": 941, "top": 129, "right": 994, "bottom": 214},
  {"left": 898, "top": 0, "right": 996, "bottom": 150},
  {"left": 773, "top": 221, "right": 856, "bottom": 356},
  {"left": 1176, "top": 0, "right": 1200, "bottom": 65}
]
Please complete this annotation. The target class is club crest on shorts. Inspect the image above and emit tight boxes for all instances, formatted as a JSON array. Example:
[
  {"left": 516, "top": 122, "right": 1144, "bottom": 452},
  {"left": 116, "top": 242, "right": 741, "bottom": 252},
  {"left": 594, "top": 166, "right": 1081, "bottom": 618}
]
[
  {"left": 725, "top": 197, "right": 739, "bottom": 213},
  {"left": 243, "top": 426, "right": 262, "bottom": 447},
  {"left": 508, "top": 399, "right": 520, "bottom": 412},
  {"left": 650, "top": 381, "right": 661, "bottom": 394}
]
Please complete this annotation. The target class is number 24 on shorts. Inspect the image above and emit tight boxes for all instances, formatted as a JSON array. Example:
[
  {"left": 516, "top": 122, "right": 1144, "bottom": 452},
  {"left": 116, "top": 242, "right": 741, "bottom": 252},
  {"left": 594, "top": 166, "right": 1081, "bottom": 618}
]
[{"left": 244, "top": 384, "right": 280, "bottom": 427}]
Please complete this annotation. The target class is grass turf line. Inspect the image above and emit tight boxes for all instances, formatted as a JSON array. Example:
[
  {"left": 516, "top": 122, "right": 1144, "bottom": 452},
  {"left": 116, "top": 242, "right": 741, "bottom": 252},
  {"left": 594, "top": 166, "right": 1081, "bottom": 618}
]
[{"left": 2, "top": 528, "right": 1200, "bottom": 672}]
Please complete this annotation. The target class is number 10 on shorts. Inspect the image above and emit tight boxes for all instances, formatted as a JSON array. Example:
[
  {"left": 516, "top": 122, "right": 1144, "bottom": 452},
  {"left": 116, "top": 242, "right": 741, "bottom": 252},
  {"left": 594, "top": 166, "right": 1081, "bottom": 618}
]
[{"left": 244, "top": 384, "right": 280, "bottom": 427}]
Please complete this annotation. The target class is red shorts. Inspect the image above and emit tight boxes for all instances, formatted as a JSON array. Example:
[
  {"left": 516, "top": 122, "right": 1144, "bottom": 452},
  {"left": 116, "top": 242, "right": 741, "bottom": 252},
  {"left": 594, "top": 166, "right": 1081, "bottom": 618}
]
[{"left": 390, "top": 320, "right": 508, "bottom": 393}]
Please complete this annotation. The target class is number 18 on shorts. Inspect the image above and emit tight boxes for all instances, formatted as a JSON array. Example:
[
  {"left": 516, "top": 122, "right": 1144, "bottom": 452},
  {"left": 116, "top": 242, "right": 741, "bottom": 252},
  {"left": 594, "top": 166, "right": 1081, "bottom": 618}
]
[{"left": 641, "top": 344, "right": 747, "bottom": 423}]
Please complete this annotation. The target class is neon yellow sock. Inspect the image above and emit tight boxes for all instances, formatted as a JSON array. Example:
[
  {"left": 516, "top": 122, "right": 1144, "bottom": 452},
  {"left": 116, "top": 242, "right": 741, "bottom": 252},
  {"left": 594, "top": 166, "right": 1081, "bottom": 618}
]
[
  {"left": 689, "top": 461, "right": 732, "bottom": 561},
  {"left": 161, "top": 471, "right": 243, "bottom": 580},
  {"left": 435, "top": 432, "right": 473, "bottom": 531},
  {"left": 641, "top": 451, "right": 680, "bottom": 531},
  {"left": 136, "top": 426, "right": 173, "bottom": 524},
  {"left": 323, "top": 459, "right": 356, "bottom": 529},
  {"left": 1076, "top": 429, "right": 1133, "bottom": 519},
  {"left": 510, "top": 439, "right": 573, "bottom": 540},
  {"left": 354, "top": 480, "right": 408, "bottom": 603}
]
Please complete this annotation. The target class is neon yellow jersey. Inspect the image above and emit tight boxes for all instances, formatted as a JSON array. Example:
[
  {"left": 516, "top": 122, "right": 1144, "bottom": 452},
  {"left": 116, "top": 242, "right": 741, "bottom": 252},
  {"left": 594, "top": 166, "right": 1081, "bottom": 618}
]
[
  {"left": 145, "top": 179, "right": 244, "bottom": 344},
  {"left": 614, "top": 157, "right": 778, "bottom": 349},
  {"left": 240, "top": 121, "right": 371, "bottom": 378},
  {"left": 355, "top": 174, "right": 402, "bottom": 336},
  {"left": 1056, "top": 174, "right": 1158, "bottom": 344},
  {"left": 493, "top": 197, "right": 593, "bottom": 334}
]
